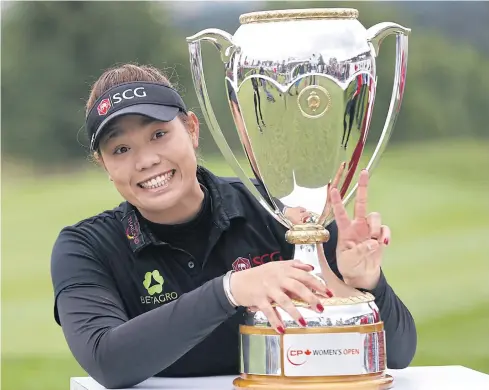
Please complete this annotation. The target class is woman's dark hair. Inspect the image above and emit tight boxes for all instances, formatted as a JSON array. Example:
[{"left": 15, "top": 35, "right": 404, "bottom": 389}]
[{"left": 85, "top": 63, "right": 188, "bottom": 125}]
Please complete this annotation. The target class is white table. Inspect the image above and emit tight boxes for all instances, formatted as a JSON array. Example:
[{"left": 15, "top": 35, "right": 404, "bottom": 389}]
[{"left": 71, "top": 366, "right": 489, "bottom": 390}]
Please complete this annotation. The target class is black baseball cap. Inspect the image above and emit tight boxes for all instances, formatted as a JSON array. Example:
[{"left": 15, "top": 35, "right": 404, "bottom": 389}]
[{"left": 85, "top": 82, "right": 188, "bottom": 151}]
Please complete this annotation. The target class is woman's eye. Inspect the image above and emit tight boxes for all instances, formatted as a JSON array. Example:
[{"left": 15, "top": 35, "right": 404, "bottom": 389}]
[
  {"left": 153, "top": 130, "right": 166, "bottom": 140},
  {"left": 114, "top": 146, "right": 129, "bottom": 155}
]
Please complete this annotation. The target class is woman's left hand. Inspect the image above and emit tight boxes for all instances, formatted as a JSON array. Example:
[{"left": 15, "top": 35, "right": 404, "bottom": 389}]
[
  {"left": 284, "top": 206, "right": 311, "bottom": 225},
  {"left": 329, "top": 169, "right": 391, "bottom": 290}
]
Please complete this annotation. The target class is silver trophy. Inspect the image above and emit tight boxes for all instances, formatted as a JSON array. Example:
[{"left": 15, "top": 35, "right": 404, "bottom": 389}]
[{"left": 187, "top": 8, "right": 410, "bottom": 390}]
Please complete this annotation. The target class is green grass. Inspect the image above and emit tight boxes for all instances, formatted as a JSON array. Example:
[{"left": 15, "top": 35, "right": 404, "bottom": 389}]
[{"left": 2, "top": 139, "right": 489, "bottom": 389}]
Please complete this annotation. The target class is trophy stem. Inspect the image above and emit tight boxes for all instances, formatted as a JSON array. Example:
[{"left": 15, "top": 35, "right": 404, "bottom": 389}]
[
  {"left": 285, "top": 224, "right": 365, "bottom": 299},
  {"left": 285, "top": 223, "right": 328, "bottom": 275},
  {"left": 292, "top": 243, "right": 323, "bottom": 274}
]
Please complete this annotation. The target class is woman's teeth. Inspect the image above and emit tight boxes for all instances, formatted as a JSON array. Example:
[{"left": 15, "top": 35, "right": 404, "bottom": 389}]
[{"left": 139, "top": 170, "right": 175, "bottom": 189}]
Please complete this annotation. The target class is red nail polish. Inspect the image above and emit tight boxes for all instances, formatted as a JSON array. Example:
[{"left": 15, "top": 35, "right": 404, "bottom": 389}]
[
  {"left": 277, "top": 326, "right": 285, "bottom": 334},
  {"left": 299, "top": 317, "right": 307, "bottom": 327},
  {"left": 326, "top": 289, "right": 333, "bottom": 298},
  {"left": 317, "top": 303, "right": 325, "bottom": 312},
  {"left": 384, "top": 238, "right": 390, "bottom": 245}
]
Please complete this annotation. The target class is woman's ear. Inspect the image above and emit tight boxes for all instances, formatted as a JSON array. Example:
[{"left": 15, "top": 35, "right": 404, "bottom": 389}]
[
  {"left": 93, "top": 151, "right": 112, "bottom": 180},
  {"left": 187, "top": 111, "right": 200, "bottom": 149}
]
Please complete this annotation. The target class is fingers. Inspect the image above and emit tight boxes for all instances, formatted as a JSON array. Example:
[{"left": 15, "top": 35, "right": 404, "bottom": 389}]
[
  {"left": 354, "top": 170, "right": 369, "bottom": 220},
  {"left": 289, "top": 260, "right": 315, "bottom": 272},
  {"left": 379, "top": 225, "right": 391, "bottom": 246},
  {"left": 332, "top": 162, "right": 346, "bottom": 190},
  {"left": 367, "top": 212, "right": 382, "bottom": 239},
  {"left": 270, "top": 290, "right": 303, "bottom": 328},
  {"left": 259, "top": 301, "right": 285, "bottom": 334},
  {"left": 330, "top": 188, "right": 351, "bottom": 231},
  {"left": 356, "top": 239, "right": 380, "bottom": 255},
  {"left": 276, "top": 281, "right": 319, "bottom": 324},
  {"left": 287, "top": 260, "right": 332, "bottom": 297},
  {"left": 288, "top": 268, "right": 331, "bottom": 298}
]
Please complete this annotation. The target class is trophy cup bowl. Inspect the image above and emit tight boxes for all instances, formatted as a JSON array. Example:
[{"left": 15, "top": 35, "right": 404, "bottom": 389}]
[{"left": 187, "top": 8, "right": 410, "bottom": 389}]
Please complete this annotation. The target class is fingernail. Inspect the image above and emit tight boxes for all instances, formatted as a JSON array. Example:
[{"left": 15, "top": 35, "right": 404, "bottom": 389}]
[
  {"left": 277, "top": 326, "right": 285, "bottom": 334},
  {"left": 317, "top": 303, "right": 325, "bottom": 312},
  {"left": 384, "top": 238, "right": 390, "bottom": 246},
  {"left": 308, "top": 265, "right": 315, "bottom": 271},
  {"left": 299, "top": 317, "right": 307, "bottom": 327},
  {"left": 326, "top": 289, "right": 334, "bottom": 298}
]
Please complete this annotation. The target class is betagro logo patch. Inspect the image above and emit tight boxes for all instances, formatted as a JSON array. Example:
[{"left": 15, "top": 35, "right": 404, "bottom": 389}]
[{"left": 140, "top": 270, "right": 178, "bottom": 305}]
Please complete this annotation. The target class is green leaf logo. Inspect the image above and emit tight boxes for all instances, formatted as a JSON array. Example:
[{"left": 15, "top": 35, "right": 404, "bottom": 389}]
[{"left": 143, "top": 270, "right": 164, "bottom": 295}]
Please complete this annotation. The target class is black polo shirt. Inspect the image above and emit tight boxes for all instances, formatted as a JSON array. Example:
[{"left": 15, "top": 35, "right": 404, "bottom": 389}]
[{"left": 51, "top": 166, "right": 416, "bottom": 389}]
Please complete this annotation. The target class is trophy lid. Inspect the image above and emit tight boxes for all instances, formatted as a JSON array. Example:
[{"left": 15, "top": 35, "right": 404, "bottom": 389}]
[{"left": 239, "top": 8, "right": 359, "bottom": 24}]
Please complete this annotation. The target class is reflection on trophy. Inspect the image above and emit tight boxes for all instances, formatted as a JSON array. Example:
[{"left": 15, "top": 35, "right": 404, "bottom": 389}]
[{"left": 187, "top": 8, "right": 410, "bottom": 390}]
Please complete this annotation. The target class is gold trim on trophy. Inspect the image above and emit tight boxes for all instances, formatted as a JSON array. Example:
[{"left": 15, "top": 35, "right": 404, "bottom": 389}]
[
  {"left": 285, "top": 223, "right": 330, "bottom": 245},
  {"left": 240, "top": 322, "right": 384, "bottom": 335},
  {"left": 239, "top": 8, "right": 359, "bottom": 24},
  {"left": 233, "top": 373, "right": 394, "bottom": 389},
  {"left": 286, "top": 293, "right": 376, "bottom": 307}
]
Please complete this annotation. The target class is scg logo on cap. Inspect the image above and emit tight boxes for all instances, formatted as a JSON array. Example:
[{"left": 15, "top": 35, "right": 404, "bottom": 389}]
[
  {"left": 113, "top": 87, "right": 147, "bottom": 104},
  {"left": 97, "top": 87, "right": 147, "bottom": 116}
]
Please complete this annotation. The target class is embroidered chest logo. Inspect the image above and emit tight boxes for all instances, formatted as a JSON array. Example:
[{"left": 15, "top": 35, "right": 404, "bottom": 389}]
[
  {"left": 232, "top": 257, "right": 251, "bottom": 272},
  {"left": 126, "top": 214, "right": 142, "bottom": 244},
  {"left": 143, "top": 270, "right": 164, "bottom": 295},
  {"left": 140, "top": 270, "right": 178, "bottom": 305},
  {"left": 232, "top": 252, "right": 284, "bottom": 272},
  {"left": 122, "top": 210, "right": 146, "bottom": 251}
]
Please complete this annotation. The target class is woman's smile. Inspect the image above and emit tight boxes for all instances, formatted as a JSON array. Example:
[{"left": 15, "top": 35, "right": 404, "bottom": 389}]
[{"left": 137, "top": 169, "right": 176, "bottom": 192}]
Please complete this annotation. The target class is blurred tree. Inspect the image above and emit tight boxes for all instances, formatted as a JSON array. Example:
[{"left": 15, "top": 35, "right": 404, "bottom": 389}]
[
  {"left": 262, "top": 1, "right": 489, "bottom": 145},
  {"left": 1, "top": 1, "right": 188, "bottom": 166},
  {"left": 1, "top": 1, "right": 488, "bottom": 169}
]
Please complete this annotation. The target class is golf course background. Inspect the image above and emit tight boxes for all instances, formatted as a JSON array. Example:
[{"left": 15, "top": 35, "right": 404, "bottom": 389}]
[
  {"left": 2, "top": 1, "right": 488, "bottom": 389},
  {"left": 3, "top": 140, "right": 488, "bottom": 390}
]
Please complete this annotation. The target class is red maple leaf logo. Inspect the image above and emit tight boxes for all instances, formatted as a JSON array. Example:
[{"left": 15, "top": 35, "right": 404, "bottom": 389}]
[{"left": 305, "top": 349, "right": 311, "bottom": 356}]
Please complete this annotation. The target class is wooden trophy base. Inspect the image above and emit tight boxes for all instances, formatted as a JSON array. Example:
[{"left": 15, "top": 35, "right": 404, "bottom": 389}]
[{"left": 233, "top": 373, "right": 394, "bottom": 389}]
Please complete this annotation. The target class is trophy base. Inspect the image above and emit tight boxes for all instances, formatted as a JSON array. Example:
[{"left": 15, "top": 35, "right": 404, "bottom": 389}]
[
  {"left": 233, "top": 373, "right": 394, "bottom": 389},
  {"left": 238, "top": 295, "right": 389, "bottom": 390}
]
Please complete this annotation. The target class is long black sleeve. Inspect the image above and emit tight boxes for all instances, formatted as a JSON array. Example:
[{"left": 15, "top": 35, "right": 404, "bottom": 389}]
[
  {"left": 56, "top": 277, "right": 236, "bottom": 389},
  {"left": 51, "top": 227, "right": 237, "bottom": 389},
  {"left": 321, "top": 222, "right": 417, "bottom": 369},
  {"left": 369, "top": 270, "right": 417, "bottom": 369}
]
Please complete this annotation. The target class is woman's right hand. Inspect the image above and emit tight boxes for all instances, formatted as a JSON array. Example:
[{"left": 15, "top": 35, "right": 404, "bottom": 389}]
[{"left": 229, "top": 260, "right": 332, "bottom": 333}]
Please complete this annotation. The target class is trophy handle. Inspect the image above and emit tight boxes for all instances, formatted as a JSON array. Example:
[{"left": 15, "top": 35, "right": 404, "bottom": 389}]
[
  {"left": 364, "top": 22, "right": 410, "bottom": 174},
  {"left": 186, "top": 29, "right": 290, "bottom": 228}
]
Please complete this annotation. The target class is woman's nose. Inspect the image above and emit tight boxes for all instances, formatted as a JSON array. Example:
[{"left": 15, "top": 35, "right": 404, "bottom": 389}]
[{"left": 135, "top": 152, "right": 161, "bottom": 171}]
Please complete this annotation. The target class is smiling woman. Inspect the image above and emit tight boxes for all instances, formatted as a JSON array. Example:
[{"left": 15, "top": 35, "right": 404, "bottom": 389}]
[
  {"left": 50, "top": 63, "right": 416, "bottom": 389},
  {"left": 85, "top": 67, "right": 203, "bottom": 225}
]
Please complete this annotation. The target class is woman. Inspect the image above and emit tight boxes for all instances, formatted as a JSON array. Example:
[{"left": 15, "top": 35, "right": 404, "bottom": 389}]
[{"left": 51, "top": 64, "right": 416, "bottom": 389}]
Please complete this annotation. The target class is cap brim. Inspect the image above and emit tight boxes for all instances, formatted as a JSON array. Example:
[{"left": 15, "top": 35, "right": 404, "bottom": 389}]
[{"left": 91, "top": 104, "right": 180, "bottom": 150}]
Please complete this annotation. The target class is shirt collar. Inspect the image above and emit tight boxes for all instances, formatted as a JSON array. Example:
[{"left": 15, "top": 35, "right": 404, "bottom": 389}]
[{"left": 120, "top": 166, "right": 247, "bottom": 253}]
